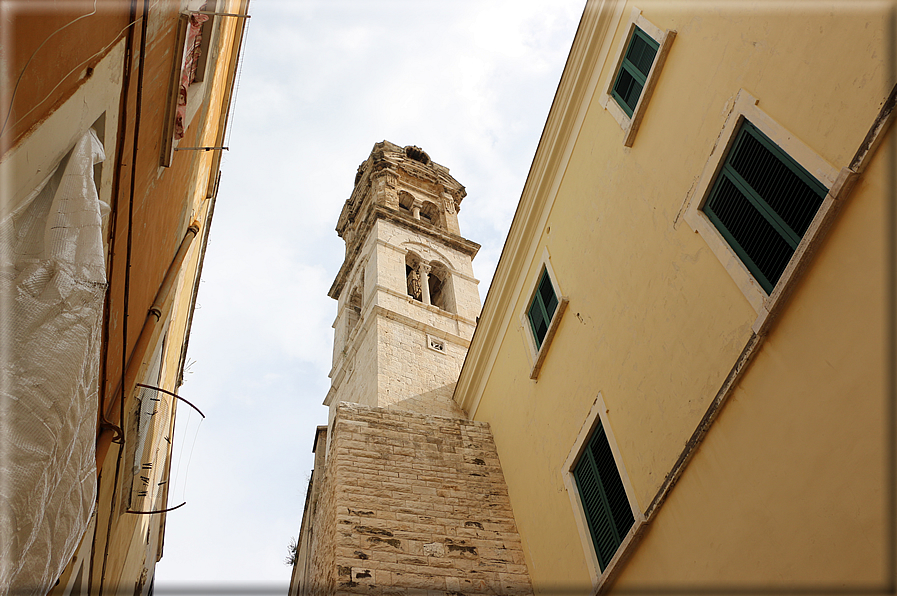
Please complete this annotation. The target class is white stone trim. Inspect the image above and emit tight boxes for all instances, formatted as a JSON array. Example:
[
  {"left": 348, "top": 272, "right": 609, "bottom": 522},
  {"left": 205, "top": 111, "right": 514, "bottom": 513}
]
[
  {"left": 454, "top": 0, "right": 627, "bottom": 419},
  {"left": 562, "top": 393, "right": 645, "bottom": 594},
  {"left": 680, "top": 89, "right": 840, "bottom": 314},
  {"left": 598, "top": 7, "right": 676, "bottom": 147}
]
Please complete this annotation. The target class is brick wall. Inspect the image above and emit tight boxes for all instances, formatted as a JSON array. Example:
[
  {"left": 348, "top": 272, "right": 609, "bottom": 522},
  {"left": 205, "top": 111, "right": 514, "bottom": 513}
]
[{"left": 308, "top": 402, "right": 533, "bottom": 596}]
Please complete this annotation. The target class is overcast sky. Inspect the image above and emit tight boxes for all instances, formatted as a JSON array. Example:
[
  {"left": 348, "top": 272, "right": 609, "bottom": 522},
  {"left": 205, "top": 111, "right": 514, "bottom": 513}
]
[{"left": 155, "top": 0, "right": 584, "bottom": 590}]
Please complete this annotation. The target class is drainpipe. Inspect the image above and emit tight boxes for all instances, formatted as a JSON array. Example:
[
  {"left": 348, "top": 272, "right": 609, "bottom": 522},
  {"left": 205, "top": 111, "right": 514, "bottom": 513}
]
[{"left": 95, "top": 222, "right": 201, "bottom": 470}]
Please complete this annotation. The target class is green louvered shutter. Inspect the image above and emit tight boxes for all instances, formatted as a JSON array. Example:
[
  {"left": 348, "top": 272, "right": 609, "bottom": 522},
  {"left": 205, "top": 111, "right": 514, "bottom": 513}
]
[
  {"left": 703, "top": 121, "right": 828, "bottom": 293},
  {"left": 527, "top": 270, "right": 558, "bottom": 349},
  {"left": 611, "top": 27, "right": 659, "bottom": 117},
  {"left": 573, "top": 422, "right": 634, "bottom": 571}
]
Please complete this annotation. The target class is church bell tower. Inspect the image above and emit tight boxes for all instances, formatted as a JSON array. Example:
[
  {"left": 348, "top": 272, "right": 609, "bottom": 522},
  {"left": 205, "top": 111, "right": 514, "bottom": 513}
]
[
  {"left": 325, "top": 141, "right": 481, "bottom": 418},
  {"left": 289, "top": 143, "right": 532, "bottom": 596}
]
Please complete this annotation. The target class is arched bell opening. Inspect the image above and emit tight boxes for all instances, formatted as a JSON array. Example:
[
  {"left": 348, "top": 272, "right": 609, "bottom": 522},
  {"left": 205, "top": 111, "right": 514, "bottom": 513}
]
[{"left": 428, "top": 261, "right": 455, "bottom": 313}]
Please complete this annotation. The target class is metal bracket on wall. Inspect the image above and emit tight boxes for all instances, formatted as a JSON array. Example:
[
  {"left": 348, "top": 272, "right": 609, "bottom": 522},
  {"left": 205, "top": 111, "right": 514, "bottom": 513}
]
[
  {"left": 189, "top": 11, "right": 251, "bottom": 18},
  {"left": 173, "top": 146, "right": 228, "bottom": 152}
]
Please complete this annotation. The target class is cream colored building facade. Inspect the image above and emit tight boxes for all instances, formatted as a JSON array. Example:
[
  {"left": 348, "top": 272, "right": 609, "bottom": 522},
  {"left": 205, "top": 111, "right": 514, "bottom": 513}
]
[{"left": 455, "top": 0, "right": 894, "bottom": 593}]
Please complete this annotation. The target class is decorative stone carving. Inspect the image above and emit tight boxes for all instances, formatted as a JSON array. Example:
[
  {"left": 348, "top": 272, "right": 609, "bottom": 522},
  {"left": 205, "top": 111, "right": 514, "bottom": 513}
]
[
  {"left": 419, "top": 262, "right": 432, "bottom": 305},
  {"left": 407, "top": 268, "right": 422, "bottom": 301}
]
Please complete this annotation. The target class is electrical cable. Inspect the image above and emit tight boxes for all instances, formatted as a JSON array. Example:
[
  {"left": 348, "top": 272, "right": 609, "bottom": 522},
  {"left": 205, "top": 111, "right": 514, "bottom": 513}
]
[
  {"left": 2, "top": 17, "right": 144, "bottom": 144},
  {"left": 98, "top": 0, "right": 148, "bottom": 592},
  {"left": 181, "top": 415, "right": 204, "bottom": 503},
  {"left": 222, "top": 4, "right": 250, "bottom": 150},
  {"left": 171, "top": 407, "right": 191, "bottom": 501}
]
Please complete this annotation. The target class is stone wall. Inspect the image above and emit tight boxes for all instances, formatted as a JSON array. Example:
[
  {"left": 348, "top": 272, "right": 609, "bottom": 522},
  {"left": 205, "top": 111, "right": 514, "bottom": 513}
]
[{"left": 312, "top": 402, "right": 532, "bottom": 596}]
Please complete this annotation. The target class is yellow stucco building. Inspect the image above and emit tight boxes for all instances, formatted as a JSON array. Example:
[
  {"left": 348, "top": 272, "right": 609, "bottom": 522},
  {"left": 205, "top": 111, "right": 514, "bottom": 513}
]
[{"left": 455, "top": 0, "right": 894, "bottom": 592}]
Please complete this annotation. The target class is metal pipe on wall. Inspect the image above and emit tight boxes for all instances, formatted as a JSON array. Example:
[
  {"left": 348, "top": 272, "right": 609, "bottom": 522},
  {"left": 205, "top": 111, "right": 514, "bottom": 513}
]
[{"left": 95, "top": 222, "right": 200, "bottom": 471}]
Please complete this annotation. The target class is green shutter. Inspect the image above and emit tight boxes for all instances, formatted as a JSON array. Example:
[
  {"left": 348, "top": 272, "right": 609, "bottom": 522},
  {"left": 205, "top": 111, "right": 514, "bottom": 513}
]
[
  {"left": 611, "top": 27, "right": 659, "bottom": 118},
  {"left": 573, "top": 422, "right": 634, "bottom": 571},
  {"left": 703, "top": 121, "right": 828, "bottom": 293},
  {"left": 527, "top": 270, "right": 558, "bottom": 349}
]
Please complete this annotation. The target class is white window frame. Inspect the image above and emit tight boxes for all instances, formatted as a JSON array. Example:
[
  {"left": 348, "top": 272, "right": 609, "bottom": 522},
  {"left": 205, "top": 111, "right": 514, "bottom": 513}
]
[
  {"left": 680, "top": 89, "right": 842, "bottom": 320},
  {"left": 599, "top": 7, "right": 676, "bottom": 147},
  {"left": 520, "top": 248, "right": 568, "bottom": 380},
  {"left": 562, "top": 393, "right": 645, "bottom": 593}
]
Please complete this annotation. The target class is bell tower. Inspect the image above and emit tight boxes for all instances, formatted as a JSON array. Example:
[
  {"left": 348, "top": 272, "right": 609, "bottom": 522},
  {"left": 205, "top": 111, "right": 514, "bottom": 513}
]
[
  {"left": 290, "top": 143, "right": 532, "bottom": 596},
  {"left": 325, "top": 141, "right": 481, "bottom": 419}
]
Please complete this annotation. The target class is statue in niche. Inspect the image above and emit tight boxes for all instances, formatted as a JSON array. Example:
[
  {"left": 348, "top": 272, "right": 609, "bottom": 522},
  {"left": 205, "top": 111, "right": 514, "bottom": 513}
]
[{"left": 407, "top": 267, "right": 422, "bottom": 301}]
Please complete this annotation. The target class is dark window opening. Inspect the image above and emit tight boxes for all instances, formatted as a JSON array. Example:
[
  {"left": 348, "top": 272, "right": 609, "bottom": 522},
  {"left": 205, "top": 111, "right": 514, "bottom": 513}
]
[
  {"left": 429, "top": 272, "right": 444, "bottom": 310},
  {"left": 347, "top": 287, "right": 362, "bottom": 334},
  {"left": 399, "top": 192, "right": 414, "bottom": 215},
  {"left": 611, "top": 27, "right": 659, "bottom": 118},
  {"left": 527, "top": 269, "right": 558, "bottom": 349},
  {"left": 420, "top": 201, "right": 440, "bottom": 228},
  {"left": 702, "top": 120, "right": 827, "bottom": 293},
  {"left": 573, "top": 421, "right": 634, "bottom": 572}
]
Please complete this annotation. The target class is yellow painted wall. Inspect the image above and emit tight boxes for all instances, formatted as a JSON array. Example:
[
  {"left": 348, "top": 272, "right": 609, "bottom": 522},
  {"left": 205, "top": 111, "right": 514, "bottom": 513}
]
[
  {"left": 467, "top": 1, "right": 890, "bottom": 591},
  {"left": 614, "top": 124, "right": 890, "bottom": 589}
]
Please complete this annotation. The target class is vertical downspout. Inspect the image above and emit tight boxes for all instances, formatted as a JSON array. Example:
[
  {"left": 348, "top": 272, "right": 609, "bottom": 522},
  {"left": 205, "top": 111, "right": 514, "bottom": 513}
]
[{"left": 95, "top": 223, "right": 201, "bottom": 469}]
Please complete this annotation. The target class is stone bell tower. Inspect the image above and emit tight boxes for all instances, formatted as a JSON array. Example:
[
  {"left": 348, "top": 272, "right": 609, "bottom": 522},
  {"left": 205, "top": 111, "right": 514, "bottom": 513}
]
[
  {"left": 289, "top": 143, "right": 532, "bottom": 596},
  {"left": 325, "top": 141, "right": 481, "bottom": 419}
]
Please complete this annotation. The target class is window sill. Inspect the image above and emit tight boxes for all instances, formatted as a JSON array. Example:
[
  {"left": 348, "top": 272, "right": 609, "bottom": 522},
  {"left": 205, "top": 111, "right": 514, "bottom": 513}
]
[{"left": 529, "top": 297, "right": 568, "bottom": 380}]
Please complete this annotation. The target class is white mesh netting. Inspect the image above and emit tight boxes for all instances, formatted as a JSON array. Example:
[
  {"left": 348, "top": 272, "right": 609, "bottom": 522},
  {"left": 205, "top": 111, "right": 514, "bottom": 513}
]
[{"left": 0, "top": 129, "right": 107, "bottom": 596}]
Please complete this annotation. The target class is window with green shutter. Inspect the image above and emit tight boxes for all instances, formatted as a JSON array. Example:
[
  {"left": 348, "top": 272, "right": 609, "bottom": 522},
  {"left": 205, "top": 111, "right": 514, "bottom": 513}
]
[
  {"left": 611, "top": 27, "right": 659, "bottom": 118},
  {"left": 573, "top": 420, "right": 634, "bottom": 572},
  {"left": 527, "top": 269, "right": 558, "bottom": 350},
  {"left": 702, "top": 120, "right": 828, "bottom": 293}
]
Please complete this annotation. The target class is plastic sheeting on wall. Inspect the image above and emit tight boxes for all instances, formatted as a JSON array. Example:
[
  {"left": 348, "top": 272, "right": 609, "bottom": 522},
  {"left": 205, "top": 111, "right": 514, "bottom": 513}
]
[{"left": 0, "top": 129, "right": 107, "bottom": 596}]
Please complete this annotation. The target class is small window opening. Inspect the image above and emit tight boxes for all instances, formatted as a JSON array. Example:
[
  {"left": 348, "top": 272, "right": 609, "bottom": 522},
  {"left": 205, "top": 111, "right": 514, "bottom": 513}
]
[
  {"left": 398, "top": 192, "right": 414, "bottom": 215},
  {"left": 611, "top": 26, "right": 659, "bottom": 118},
  {"left": 528, "top": 269, "right": 558, "bottom": 349},
  {"left": 573, "top": 419, "right": 634, "bottom": 571},
  {"left": 429, "top": 271, "right": 444, "bottom": 308},
  {"left": 420, "top": 201, "right": 440, "bottom": 227},
  {"left": 347, "top": 287, "right": 362, "bottom": 334},
  {"left": 702, "top": 120, "right": 827, "bottom": 293},
  {"left": 428, "top": 262, "right": 455, "bottom": 313}
]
